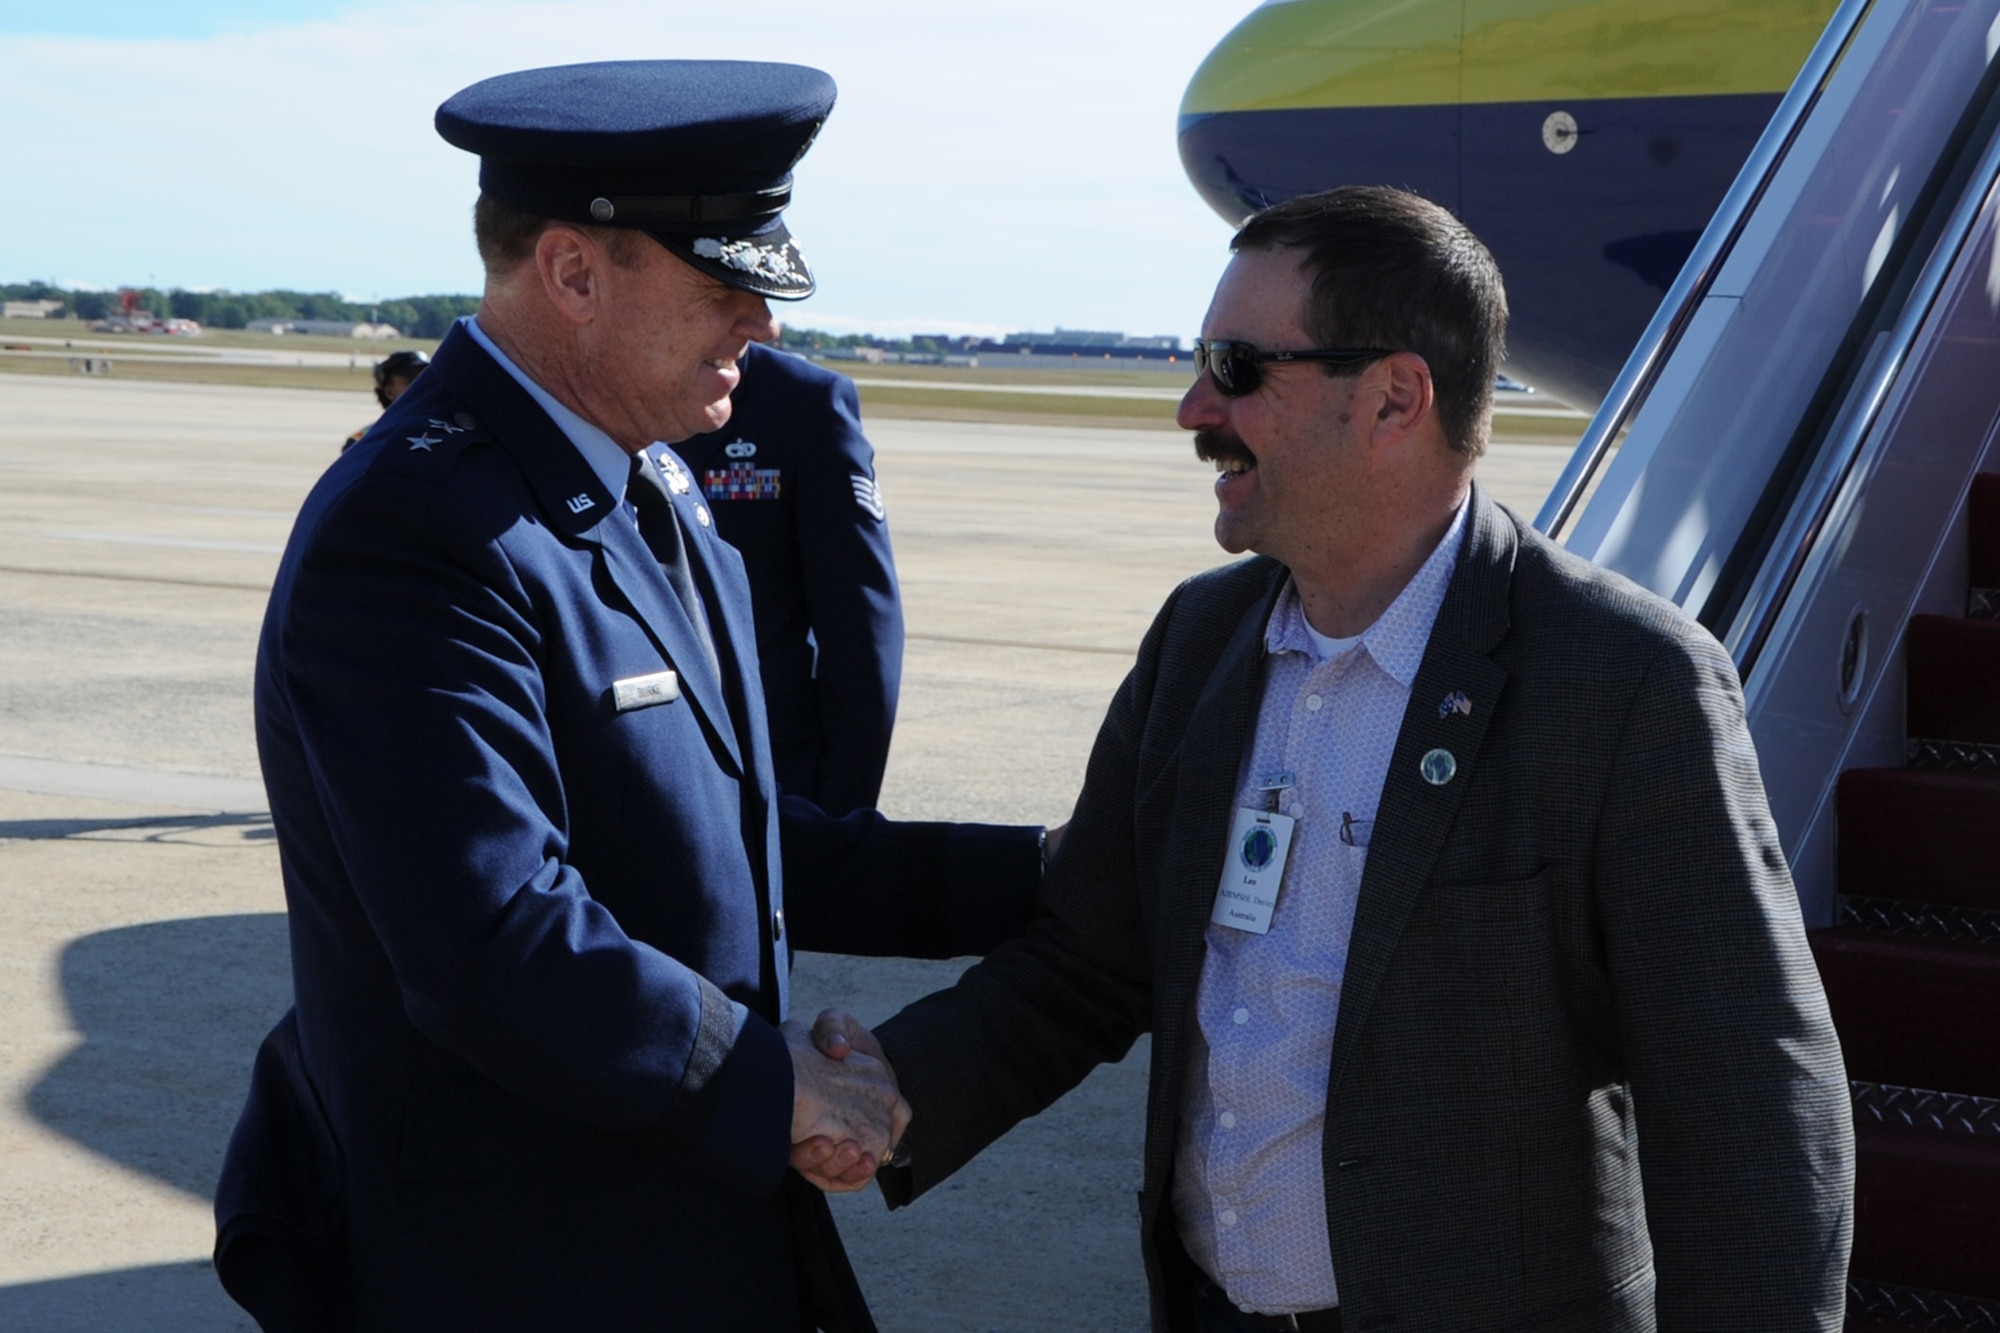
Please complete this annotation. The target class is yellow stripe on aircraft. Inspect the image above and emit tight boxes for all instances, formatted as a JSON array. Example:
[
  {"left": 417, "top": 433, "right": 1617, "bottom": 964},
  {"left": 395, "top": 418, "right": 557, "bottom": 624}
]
[{"left": 1181, "top": 0, "right": 1840, "bottom": 115}]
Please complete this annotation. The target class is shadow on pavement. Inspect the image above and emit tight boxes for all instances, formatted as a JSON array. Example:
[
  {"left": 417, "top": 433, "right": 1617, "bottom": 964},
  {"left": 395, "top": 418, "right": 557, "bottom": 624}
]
[
  {"left": 27, "top": 913, "right": 293, "bottom": 1198},
  {"left": 0, "top": 811, "right": 273, "bottom": 841},
  {"left": 0, "top": 1260, "right": 258, "bottom": 1331}
]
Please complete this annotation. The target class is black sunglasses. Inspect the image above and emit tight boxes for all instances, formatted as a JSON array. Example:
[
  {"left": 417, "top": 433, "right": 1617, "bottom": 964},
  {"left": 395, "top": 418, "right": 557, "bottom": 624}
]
[{"left": 1194, "top": 339, "right": 1395, "bottom": 397}]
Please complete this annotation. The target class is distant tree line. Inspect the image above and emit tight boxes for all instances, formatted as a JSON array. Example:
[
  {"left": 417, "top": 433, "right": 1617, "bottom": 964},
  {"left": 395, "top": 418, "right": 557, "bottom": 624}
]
[
  {"left": 3, "top": 284, "right": 937, "bottom": 349},
  {"left": 776, "top": 326, "right": 944, "bottom": 355},
  {"left": 1, "top": 280, "right": 479, "bottom": 339}
]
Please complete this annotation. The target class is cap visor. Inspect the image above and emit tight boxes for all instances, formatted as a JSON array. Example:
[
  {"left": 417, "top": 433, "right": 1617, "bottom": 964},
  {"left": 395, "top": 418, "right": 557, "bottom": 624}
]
[{"left": 650, "top": 223, "right": 814, "bottom": 300}]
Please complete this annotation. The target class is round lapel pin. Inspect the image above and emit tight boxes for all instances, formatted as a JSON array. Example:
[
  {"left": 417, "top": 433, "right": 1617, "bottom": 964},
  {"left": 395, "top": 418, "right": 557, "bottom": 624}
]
[{"left": 1419, "top": 748, "right": 1457, "bottom": 786}]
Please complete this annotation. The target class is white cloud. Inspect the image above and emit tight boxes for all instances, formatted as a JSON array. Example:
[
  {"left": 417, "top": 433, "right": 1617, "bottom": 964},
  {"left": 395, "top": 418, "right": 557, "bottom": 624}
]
[{"left": 0, "top": 1, "right": 1247, "bottom": 338}]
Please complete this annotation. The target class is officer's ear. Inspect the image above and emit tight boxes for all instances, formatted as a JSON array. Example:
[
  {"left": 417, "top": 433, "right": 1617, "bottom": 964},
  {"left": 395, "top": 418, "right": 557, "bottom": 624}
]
[{"left": 533, "top": 224, "right": 601, "bottom": 326}]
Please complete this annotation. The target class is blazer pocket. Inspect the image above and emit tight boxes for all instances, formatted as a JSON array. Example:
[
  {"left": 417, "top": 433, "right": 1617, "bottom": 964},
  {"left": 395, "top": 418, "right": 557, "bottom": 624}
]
[{"left": 1421, "top": 865, "right": 1555, "bottom": 926}]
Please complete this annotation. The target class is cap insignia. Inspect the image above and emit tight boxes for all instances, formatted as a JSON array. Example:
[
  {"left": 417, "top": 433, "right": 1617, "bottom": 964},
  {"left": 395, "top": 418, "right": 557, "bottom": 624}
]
[{"left": 693, "top": 236, "right": 803, "bottom": 284}]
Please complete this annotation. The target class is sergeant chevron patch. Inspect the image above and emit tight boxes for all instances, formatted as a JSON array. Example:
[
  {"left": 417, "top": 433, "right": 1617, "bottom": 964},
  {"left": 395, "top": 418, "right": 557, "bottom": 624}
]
[{"left": 850, "top": 474, "right": 885, "bottom": 521}]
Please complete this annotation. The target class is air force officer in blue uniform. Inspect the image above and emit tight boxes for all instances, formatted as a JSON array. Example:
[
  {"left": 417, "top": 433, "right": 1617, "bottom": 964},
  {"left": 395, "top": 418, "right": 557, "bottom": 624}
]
[
  {"left": 214, "top": 62, "right": 1042, "bottom": 1332},
  {"left": 679, "top": 342, "right": 904, "bottom": 815}
]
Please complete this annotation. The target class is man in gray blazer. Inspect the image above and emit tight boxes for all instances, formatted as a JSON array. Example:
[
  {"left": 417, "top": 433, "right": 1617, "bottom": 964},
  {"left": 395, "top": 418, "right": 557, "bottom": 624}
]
[{"left": 816, "top": 187, "right": 1853, "bottom": 1331}]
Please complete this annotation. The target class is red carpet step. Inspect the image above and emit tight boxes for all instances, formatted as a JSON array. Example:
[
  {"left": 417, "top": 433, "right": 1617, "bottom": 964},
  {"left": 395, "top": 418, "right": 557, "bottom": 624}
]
[
  {"left": 1808, "top": 928, "right": 2000, "bottom": 1097},
  {"left": 1968, "top": 472, "right": 1998, "bottom": 594},
  {"left": 1845, "top": 1276, "right": 2000, "bottom": 1332},
  {"left": 1850, "top": 1098, "right": 2000, "bottom": 1301},
  {"left": 1837, "top": 769, "right": 2000, "bottom": 910},
  {"left": 1905, "top": 615, "right": 2000, "bottom": 746}
]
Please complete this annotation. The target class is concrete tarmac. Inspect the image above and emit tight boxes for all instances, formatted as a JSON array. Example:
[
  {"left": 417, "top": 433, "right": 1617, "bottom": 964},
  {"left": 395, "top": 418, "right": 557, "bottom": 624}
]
[{"left": 0, "top": 374, "right": 1572, "bottom": 1330}]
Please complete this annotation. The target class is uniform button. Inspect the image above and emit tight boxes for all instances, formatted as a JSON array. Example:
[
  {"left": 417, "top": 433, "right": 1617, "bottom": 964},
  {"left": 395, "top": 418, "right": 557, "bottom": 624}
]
[
  {"left": 772, "top": 908, "right": 785, "bottom": 942},
  {"left": 1219, "top": 1111, "right": 1237, "bottom": 1129},
  {"left": 1289, "top": 802, "right": 1304, "bottom": 818},
  {"left": 1306, "top": 694, "right": 1324, "bottom": 712},
  {"left": 1232, "top": 1007, "right": 1250, "bottom": 1025},
  {"left": 1220, "top": 1209, "right": 1239, "bottom": 1227}
]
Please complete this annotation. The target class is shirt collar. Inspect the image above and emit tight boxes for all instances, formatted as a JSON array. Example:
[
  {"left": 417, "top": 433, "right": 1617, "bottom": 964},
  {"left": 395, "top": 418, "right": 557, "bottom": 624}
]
[
  {"left": 1263, "top": 499, "right": 1469, "bottom": 689},
  {"left": 462, "top": 315, "right": 634, "bottom": 502}
]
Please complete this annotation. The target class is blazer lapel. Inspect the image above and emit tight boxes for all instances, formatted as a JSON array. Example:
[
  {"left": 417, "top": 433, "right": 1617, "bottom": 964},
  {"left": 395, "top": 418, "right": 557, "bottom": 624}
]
[
  {"left": 1154, "top": 568, "right": 1287, "bottom": 1069},
  {"left": 430, "top": 331, "right": 744, "bottom": 777},
  {"left": 1327, "top": 484, "right": 1517, "bottom": 1099}
]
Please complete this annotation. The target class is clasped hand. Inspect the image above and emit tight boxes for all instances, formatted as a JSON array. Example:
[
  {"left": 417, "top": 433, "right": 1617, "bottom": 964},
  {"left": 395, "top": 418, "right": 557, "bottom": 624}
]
[{"left": 785, "top": 1008, "right": 907, "bottom": 1193}]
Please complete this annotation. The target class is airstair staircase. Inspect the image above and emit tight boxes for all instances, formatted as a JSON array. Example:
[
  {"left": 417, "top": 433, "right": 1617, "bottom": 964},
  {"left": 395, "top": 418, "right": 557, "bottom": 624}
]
[
  {"left": 1812, "top": 473, "right": 2000, "bottom": 1330},
  {"left": 1530, "top": 0, "right": 2000, "bottom": 1315}
]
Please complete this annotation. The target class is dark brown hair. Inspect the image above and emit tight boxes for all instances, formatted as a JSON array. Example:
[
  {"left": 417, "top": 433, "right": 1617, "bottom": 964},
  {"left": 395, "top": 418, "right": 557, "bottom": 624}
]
[
  {"left": 1233, "top": 186, "right": 1508, "bottom": 457},
  {"left": 473, "top": 194, "right": 649, "bottom": 275}
]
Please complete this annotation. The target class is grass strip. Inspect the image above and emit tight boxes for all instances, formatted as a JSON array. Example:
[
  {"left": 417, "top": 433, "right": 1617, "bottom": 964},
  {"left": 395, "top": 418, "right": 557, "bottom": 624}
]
[{"left": 0, "top": 354, "right": 375, "bottom": 395}]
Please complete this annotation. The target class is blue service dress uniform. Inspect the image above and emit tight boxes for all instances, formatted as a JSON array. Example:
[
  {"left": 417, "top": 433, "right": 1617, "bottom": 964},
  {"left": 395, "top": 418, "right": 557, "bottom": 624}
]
[
  {"left": 679, "top": 343, "right": 903, "bottom": 815},
  {"left": 214, "top": 323, "right": 1041, "bottom": 1331}
]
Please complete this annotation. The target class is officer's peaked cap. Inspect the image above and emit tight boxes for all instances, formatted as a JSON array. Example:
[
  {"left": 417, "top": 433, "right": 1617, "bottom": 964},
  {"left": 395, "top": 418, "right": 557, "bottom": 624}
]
[{"left": 436, "top": 60, "right": 835, "bottom": 300}]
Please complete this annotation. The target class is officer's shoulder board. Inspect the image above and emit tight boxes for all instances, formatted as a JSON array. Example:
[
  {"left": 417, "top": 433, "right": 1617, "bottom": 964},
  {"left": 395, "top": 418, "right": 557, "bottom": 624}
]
[{"left": 368, "top": 406, "right": 497, "bottom": 477}]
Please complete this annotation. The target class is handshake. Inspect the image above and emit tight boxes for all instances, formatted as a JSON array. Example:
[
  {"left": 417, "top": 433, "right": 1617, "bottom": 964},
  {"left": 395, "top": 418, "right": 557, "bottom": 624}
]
[{"left": 785, "top": 1009, "right": 906, "bottom": 1193}]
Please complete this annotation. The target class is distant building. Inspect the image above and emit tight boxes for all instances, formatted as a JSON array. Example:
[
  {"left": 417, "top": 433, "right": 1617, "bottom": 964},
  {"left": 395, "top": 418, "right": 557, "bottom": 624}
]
[
  {"left": 3, "top": 299, "right": 65, "bottom": 319},
  {"left": 96, "top": 313, "right": 201, "bottom": 336},
  {"left": 247, "top": 319, "right": 400, "bottom": 338},
  {"left": 1003, "top": 329, "right": 1182, "bottom": 350},
  {"left": 965, "top": 329, "right": 1187, "bottom": 363}
]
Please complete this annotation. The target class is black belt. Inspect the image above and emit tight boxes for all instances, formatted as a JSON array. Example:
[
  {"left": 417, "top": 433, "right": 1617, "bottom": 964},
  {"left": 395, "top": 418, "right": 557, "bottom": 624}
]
[
  {"left": 1194, "top": 1279, "right": 1342, "bottom": 1332},
  {"left": 1240, "top": 1310, "right": 1342, "bottom": 1333}
]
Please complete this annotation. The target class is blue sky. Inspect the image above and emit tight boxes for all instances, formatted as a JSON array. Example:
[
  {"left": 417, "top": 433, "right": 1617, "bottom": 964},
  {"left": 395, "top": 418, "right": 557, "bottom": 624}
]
[
  {"left": 0, "top": 1, "right": 373, "bottom": 40},
  {"left": 0, "top": 1, "right": 1251, "bottom": 340}
]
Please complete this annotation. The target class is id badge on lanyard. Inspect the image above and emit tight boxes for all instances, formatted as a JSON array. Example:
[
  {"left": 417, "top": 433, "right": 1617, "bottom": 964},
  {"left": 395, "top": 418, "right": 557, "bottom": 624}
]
[{"left": 1211, "top": 772, "right": 1297, "bottom": 935}]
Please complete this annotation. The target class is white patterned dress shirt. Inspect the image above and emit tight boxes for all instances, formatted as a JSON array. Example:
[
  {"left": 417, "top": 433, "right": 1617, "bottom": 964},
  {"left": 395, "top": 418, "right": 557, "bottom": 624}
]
[{"left": 1173, "top": 501, "right": 1466, "bottom": 1315}]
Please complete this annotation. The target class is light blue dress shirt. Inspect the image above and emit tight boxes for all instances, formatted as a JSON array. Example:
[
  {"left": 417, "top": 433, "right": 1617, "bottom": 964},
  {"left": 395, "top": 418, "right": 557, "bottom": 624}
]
[{"left": 1174, "top": 501, "right": 1467, "bottom": 1315}]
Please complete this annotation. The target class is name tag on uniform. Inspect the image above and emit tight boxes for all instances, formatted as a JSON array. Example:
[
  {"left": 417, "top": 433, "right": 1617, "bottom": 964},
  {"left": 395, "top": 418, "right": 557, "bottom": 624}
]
[
  {"left": 612, "top": 670, "right": 681, "bottom": 712},
  {"left": 1211, "top": 807, "right": 1297, "bottom": 934}
]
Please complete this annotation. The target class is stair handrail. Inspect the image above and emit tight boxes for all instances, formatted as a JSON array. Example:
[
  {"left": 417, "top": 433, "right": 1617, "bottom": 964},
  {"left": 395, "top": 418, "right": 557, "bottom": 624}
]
[
  {"left": 1725, "top": 87, "right": 2000, "bottom": 674},
  {"left": 1532, "top": 0, "right": 1882, "bottom": 539}
]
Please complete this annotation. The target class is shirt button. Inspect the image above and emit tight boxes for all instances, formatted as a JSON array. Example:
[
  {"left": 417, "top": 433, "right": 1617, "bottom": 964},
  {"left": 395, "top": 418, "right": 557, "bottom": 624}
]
[
  {"left": 1219, "top": 1111, "right": 1237, "bottom": 1129},
  {"left": 1232, "top": 1007, "right": 1250, "bottom": 1025},
  {"left": 1307, "top": 694, "right": 1324, "bottom": 712},
  {"left": 1289, "top": 802, "right": 1304, "bottom": 818},
  {"left": 1220, "top": 1209, "right": 1239, "bottom": 1227}
]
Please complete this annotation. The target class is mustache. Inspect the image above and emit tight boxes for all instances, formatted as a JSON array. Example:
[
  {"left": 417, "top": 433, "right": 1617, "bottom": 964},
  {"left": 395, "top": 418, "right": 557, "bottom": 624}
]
[{"left": 1194, "top": 430, "right": 1254, "bottom": 468}]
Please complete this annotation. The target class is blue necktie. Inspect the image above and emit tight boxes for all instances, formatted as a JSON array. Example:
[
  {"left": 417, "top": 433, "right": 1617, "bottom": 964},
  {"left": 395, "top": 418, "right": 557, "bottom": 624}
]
[{"left": 626, "top": 453, "right": 720, "bottom": 681}]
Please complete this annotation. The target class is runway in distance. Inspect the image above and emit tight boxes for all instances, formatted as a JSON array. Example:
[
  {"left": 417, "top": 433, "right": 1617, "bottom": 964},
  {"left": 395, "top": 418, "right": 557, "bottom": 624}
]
[{"left": 1177, "top": 0, "right": 1839, "bottom": 407}]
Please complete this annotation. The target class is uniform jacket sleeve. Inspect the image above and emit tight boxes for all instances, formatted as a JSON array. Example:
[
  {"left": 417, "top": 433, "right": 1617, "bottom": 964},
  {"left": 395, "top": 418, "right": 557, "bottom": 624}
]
[
  {"left": 268, "top": 468, "right": 792, "bottom": 1195},
  {"left": 779, "top": 795, "right": 1045, "bottom": 960}
]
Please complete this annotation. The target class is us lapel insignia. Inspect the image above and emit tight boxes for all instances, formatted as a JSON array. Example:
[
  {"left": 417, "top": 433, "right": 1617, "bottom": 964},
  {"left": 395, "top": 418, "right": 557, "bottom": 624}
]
[
  {"left": 657, "top": 455, "right": 692, "bottom": 495},
  {"left": 1437, "top": 690, "right": 1472, "bottom": 719},
  {"left": 1419, "top": 748, "right": 1457, "bottom": 786}
]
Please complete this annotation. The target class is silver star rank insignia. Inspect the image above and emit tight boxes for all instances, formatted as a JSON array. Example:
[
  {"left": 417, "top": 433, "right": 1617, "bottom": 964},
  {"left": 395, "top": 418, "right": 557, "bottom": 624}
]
[{"left": 407, "top": 433, "right": 441, "bottom": 451}]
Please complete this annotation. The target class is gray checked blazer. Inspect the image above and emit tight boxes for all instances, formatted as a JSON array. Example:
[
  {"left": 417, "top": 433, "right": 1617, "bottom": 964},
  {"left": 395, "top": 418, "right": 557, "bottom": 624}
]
[{"left": 876, "top": 484, "right": 1852, "bottom": 1333}]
